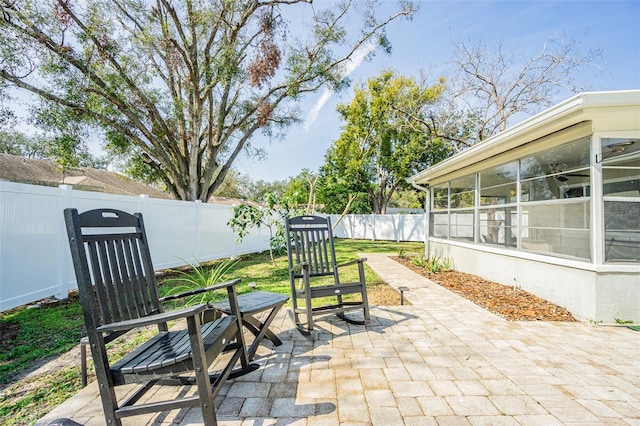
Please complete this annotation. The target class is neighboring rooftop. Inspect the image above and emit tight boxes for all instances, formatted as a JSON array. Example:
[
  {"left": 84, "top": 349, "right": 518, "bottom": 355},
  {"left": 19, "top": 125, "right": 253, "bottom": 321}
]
[
  {"left": 207, "top": 195, "right": 263, "bottom": 208},
  {"left": 0, "top": 153, "right": 172, "bottom": 199}
]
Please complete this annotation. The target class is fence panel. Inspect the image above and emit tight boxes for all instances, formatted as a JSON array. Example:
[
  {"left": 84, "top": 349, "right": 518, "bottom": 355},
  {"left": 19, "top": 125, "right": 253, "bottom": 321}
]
[
  {"left": 0, "top": 181, "right": 270, "bottom": 312},
  {"left": 330, "top": 214, "right": 425, "bottom": 242},
  {"left": 1, "top": 182, "right": 66, "bottom": 310}
]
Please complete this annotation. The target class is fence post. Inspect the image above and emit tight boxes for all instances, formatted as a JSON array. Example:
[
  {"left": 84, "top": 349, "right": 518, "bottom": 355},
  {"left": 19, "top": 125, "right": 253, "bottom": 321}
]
[
  {"left": 194, "top": 200, "right": 202, "bottom": 261},
  {"left": 57, "top": 185, "right": 73, "bottom": 299},
  {"left": 372, "top": 214, "right": 376, "bottom": 241},
  {"left": 139, "top": 194, "right": 149, "bottom": 214}
]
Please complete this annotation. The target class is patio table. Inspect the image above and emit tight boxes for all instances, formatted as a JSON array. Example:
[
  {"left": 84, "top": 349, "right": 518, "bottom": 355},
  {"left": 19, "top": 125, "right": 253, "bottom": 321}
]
[{"left": 210, "top": 291, "right": 289, "bottom": 360}]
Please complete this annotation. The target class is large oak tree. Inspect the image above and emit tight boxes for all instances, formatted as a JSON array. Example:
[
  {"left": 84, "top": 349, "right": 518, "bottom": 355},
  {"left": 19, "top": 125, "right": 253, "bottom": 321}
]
[{"left": 0, "top": 0, "right": 417, "bottom": 200}]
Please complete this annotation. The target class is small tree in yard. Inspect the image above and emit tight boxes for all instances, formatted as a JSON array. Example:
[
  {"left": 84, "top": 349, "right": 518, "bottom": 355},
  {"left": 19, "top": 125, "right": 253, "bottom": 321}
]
[{"left": 228, "top": 192, "right": 303, "bottom": 265}]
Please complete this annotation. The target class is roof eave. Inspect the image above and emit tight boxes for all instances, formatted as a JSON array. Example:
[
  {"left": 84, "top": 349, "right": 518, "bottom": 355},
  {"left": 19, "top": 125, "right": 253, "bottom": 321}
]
[{"left": 409, "top": 90, "right": 640, "bottom": 185}]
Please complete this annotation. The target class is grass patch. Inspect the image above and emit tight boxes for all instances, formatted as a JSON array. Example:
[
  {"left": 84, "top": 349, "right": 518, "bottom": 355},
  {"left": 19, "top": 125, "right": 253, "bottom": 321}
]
[
  {"left": 0, "top": 367, "right": 82, "bottom": 425},
  {"left": 158, "top": 238, "right": 424, "bottom": 308},
  {"left": 0, "top": 298, "right": 84, "bottom": 385},
  {"left": 0, "top": 239, "right": 423, "bottom": 424}
]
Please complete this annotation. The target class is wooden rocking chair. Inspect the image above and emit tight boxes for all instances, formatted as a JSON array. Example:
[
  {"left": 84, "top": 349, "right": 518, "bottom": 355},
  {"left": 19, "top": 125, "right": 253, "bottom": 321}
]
[
  {"left": 64, "top": 208, "right": 256, "bottom": 425},
  {"left": 285, "top": 215, "right": 370, "bottom": 334}
]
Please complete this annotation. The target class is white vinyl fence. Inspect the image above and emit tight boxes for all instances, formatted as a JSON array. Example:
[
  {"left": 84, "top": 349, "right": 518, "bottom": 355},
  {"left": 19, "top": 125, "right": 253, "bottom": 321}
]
[
  {"left": 0, "top": 181, "right": 270, "bottom": 312},
  {"left": 0, "top": 180, "right": 427, "bottom": 312},
  {"left": 329, "top": 213, "right": 425, "bottom": 242}
]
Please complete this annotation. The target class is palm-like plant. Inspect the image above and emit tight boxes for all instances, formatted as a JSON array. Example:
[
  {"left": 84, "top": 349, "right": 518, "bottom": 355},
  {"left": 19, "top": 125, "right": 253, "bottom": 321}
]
[{"left": 161, "top": 258, "right": 241, "bottom": 321}]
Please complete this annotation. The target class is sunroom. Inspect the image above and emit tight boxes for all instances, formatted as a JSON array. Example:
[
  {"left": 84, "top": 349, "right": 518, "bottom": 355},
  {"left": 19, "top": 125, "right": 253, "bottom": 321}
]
[{"left": 409, "top": 90, "right": 640, "bottom": 323}]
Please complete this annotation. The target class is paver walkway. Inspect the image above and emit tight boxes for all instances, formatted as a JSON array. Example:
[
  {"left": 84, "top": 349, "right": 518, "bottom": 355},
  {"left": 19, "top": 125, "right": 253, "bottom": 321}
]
[{"left": 37, "top": 253, "right": 640, "bottom": 425}]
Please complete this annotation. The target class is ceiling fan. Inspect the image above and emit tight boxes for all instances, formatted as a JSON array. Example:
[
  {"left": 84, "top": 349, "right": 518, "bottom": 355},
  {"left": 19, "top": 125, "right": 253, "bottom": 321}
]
[
  {"left": 596, "top": 139, "right": 637, "bottom": 163},
  {"left": 549, "top": 164, "right": 589, "bottom": 182}
]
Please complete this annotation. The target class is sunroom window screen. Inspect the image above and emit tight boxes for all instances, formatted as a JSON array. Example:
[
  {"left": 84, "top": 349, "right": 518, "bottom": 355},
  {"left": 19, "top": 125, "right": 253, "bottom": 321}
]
[
  {"left": 430, "top": 137, "right": 593, "bottom": 261},
  {"left": 601, "top": 137, "right": 640, "bottom": 262}
]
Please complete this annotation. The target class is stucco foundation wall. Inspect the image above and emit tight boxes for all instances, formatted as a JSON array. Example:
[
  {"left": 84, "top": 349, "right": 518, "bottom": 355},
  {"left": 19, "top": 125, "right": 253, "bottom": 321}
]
[
  {"left": 596, "top": 274, "right": 640, "bottom": 323},
  {"left": 429, "top": 241, "right": 640, "bottom": 323}
]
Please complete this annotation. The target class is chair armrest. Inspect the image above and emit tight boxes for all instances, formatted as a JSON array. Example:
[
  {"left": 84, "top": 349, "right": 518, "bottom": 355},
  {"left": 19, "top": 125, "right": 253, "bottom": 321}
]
[
  {"left": 336, "top": 257, "right": 366, "bottom": 269},
  {"left": 159, "top": 278, "right": 242, "bottom": 302},
  {"left": 97, "top": 303, "right": 212, "bottom": 333}
]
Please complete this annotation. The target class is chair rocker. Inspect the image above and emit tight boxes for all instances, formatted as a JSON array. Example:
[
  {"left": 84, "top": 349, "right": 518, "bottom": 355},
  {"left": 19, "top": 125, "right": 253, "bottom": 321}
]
[
  {"left": 64, "top": 208, "right": 257, "bottom": 426},
  {"left": 285, "top": 215, "right": 370, "bottom": 334}
]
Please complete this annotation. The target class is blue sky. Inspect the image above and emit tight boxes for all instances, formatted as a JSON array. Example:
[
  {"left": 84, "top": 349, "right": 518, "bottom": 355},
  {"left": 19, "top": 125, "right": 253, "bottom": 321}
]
[{"left": 234, "top": 0, "right": 640, "bottom": 182}]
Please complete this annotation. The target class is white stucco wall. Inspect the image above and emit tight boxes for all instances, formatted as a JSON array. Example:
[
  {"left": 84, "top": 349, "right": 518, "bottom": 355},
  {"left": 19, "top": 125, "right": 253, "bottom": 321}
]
[
  {"left": 429, "top": 240, "right": 639, "bottom": 323},
  {"left": 596, "top": 273, "right": 640, "bottom": 323}
]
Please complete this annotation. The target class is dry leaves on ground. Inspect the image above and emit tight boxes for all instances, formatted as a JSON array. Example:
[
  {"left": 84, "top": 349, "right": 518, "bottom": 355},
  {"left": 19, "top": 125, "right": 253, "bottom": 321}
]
[{"left": 391, "top": 257, "right": 576, "bottom": 322}]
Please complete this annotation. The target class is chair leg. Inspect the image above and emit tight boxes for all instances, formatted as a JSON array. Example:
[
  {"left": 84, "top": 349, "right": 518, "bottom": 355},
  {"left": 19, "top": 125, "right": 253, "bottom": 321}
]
[
  {"left": 80, "top": 337, "right": 88, "bottom": 388},
  {"left": 90, "top": 344, "right": 122, "bottom": 425},
  {"left": 100, "top": 392, "right": 122, "bottom": 426},
  {"left": 359, "top": 262, "right": 371, "bottom": 322},
  {"left": 186, "top": 316, "right": 217, "bottom": 426},
  {"left": 304, "top": 291, "right": 314, "bottom": 333}
]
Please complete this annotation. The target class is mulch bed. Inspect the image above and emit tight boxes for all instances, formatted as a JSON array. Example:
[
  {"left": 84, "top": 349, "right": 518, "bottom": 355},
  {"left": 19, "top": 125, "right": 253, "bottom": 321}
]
[{"left": 391, "top": 257, "right": 576, "bottom": 322}]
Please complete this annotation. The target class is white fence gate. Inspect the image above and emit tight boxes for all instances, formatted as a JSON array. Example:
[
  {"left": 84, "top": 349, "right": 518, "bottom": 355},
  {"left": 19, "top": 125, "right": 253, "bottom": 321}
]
[{"left": 0, "top": 181, "right": 270, "bottom": 312}]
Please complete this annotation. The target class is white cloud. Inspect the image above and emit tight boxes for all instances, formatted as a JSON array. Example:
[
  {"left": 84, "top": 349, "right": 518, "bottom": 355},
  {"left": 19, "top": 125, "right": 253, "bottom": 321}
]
[
  {"left": 303, "top": 89, "right": 333, "bottom": 130},
  {"left": 303, "top": 41, "right": 377, "bottom": 129}
]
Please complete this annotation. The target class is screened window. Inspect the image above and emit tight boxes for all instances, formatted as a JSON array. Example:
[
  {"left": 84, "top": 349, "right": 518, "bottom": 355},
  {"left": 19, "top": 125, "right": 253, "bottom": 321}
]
[
  {"left": 432, "top": 184, "right": 449, "bottom": 210},
  {"left": 480, "top": 162, "right": 517, "bottom": 206},
  {"left": 431, "top": 211, "right": 448, "bottom": 238},
  {"left": 479, "top": 207, "right": 517, "bottom": 246},
  {"left": 450, "top": 210, "right": 474, "bottom": 241},
  {"left": 429, "top": 136, "right": 594, "bottom": 261},
  {"left": 520, "top": 137, "right": 590, "bottom": 179},
  {"left": 601, "top": 138, "right": 640, "bottom": 262},
  {"left": 604, "top": 201, "right": 640, "bottom": 262},
  {"left": 520, "top": 201, "right": 591, "bottom": 260},
  {"left": 450, "top": 175, "right": 475, "bottom": 209},
  {"left": 517, "top": 137, "right": 592, "bottom": 260},
  {"left": 448, "top": 174, "right": 475, "bottom": 241},
  {"left": 520, "top": 137, "right": 591, "bottom": 202},
  {"left": 479, "top": 162, "right": 518, "bottom": 247}
]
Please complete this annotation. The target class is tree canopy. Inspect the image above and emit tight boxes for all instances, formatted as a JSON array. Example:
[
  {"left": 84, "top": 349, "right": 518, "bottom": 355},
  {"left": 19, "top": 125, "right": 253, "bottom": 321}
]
[
  {"left": 319, "top": 70, "right": 446, "bottom": 214},
  {"left": 0, "top": 128, "right": 107, "bottom": 169},
  {"left": 0, "top": 0, "right": 417, "bottom": 201}
]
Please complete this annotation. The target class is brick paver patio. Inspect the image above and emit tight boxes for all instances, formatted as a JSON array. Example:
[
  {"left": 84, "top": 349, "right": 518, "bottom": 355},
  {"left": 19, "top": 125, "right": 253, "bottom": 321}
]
[{"left": 37, "top": 254, "right": 640, "bottom": 425}]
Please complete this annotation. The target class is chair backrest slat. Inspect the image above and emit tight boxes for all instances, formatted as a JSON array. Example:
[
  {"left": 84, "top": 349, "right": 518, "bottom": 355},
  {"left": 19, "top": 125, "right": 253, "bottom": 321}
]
[
  {"left": 120, "top": 237, "right": 142, "bottom": 317},
  {"left": 107, "top": 238, "right": 129, "bottom": 322},
  {"left": 85, "top": 240, "right": 111, "bottom": 324}
]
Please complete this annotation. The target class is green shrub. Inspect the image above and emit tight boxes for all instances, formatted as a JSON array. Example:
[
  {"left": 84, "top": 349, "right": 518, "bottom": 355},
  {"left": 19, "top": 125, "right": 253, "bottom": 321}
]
[
  {"left": 411, "top": 254, "right": 452, "bottom": 273},
  {"left": 162, "top": 257, "right": 240, "bottom": 307}
]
